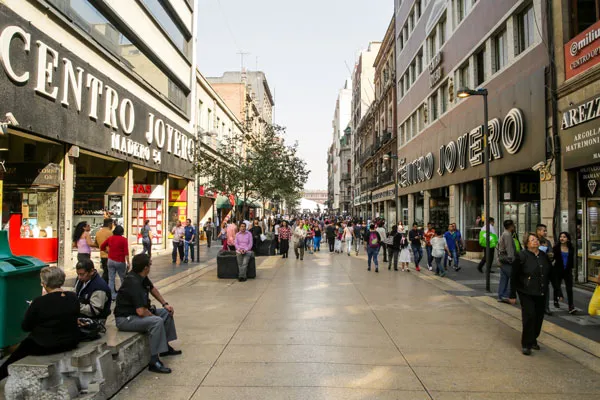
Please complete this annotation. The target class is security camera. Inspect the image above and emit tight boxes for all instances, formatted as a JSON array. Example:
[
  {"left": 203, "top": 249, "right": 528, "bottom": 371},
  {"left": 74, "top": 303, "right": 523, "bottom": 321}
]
[
  {"left": 5, "top": 112, "right": 18, "bottom": 126},
  {"left": 532, "top": 161, "right": 545, "bottom": 171}
]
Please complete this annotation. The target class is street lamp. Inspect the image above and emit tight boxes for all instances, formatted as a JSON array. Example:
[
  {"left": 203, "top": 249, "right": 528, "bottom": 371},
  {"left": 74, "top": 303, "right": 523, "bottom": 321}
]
[
  {"left": 457, "top": 87, "right": 491, "bottom": 292},
  {"left": 382, "top": 153, "right": 399, "bottom": 227}
]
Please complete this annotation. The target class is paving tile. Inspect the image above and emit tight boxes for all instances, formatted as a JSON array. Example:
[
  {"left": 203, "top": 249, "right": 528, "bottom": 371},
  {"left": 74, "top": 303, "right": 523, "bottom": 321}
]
[
  {"left": 192, "top": 387, "right": 429, "bottom": 400},
  {"left": 431, "top": 393, "right": 600, "bottom": 400},
  {"left": 113, "top": 384, "right": 197, "bottom": 400},
  {"left": 230, "top": 329, "right": 394, "bottom": 348},
  {"left": 239, "top": 316, "right": 381, "bottom": 333}
]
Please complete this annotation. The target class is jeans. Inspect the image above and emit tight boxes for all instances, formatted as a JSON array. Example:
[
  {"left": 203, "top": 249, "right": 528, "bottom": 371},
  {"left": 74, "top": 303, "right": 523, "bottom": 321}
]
[
  {"left": 346, "top": 238, "right": 353, "bottom": 254},
  {"left": 498, "top": 264, "right": 511, "bottom": 300},
  {"left": 411, "top": 244, "right": 423, "bottom": 266},
  {"left": 367, "top": 246, "right": 380, "bottom": 268},
  {"left": 184, "top": 241, "right": 194, "bottom": 262},
  {"left": 108, "top": 259, "right": 127, "bottom": 298},
  {"left": 77, "top": 252, "right": 91, "bottom": 263},
  {"left": 100, "top": 257, "right": 109, "bottom": 283},
  {"left": 305, "top": 237, "right": 312, "bottom": 252},
  {"left": 355, "top": 237, "right": 361, "bottom": 254},
  {"left": 387, "top": 248, "right": 399, "bottom": 270},
  {"left": 444, "top": 248, "right": 459, "bottom": 269},
  {"left": 142, "top": 238, "right": 152, "bottom": 258},
  {"left": 434, "top": 256, "right": 445, "bottom": 275},
  {"left": 236, "top": 251, "right": 254, "bottom": 278},
  {"left": 313, "top": 236, "right": 322, "bottom": 251},
  {"left": 172, "top": 241, "right": 184, "bottom": 262},
  {"left": 556, "top": 269, "right": 574, "bottom": 308},
  {"left": 425, "top": 245, "right": 433, "bottom": 267},
  {"left": 294, "top": 241, "right": 305, "bottom": 259}
]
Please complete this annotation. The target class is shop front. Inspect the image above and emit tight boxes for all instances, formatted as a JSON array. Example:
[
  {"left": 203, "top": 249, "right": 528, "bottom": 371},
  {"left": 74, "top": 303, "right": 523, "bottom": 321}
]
[
  {"left": 578, "top": 168, "right": 600, "bottom": 284},
  {"left": 372, "top": 185, "right": 395, "bottom": 224},
  {"left": 428, "top": 188, "right": 449, "bottom": 231},
  {"left": 498, "top": 172, "right": 541, "bottom": 243}
]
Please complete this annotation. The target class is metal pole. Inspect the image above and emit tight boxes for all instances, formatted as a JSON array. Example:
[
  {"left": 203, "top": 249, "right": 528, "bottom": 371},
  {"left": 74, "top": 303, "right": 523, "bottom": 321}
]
[
  {"left": 196, "top": 173, "right": 201, "bottom": 263},
  {"left": 483, "top": 93, "right": 491, "bottom": 292},
  {"left": 395, "top": 157, "right": 399, "bottom": 226}
]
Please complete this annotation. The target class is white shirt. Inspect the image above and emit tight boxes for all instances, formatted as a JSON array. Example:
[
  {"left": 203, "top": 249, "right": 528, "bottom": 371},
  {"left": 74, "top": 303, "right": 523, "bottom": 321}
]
[
  {"left": 481, "top": 224, "right": 497, "bottom": 235},
  {"left": 376, "top": 227, "right": 387, "bottom": 241},
  {"left": 274, "top": 224, "right": 280, "bottom": 235},
  {"left": 431, "top": 236, "right": 447, "bottom": 258}
]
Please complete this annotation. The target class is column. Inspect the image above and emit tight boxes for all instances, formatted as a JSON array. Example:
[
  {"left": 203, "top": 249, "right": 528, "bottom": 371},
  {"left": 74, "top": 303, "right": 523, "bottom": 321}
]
[
  {"left": 485, "top": 176, "right": 499, "bottom": 224},
  {"left": 384, "top": 201, "right": 389, "bottom": 223},
  {"left": 58, "top": 147, "right": 75, "bottom": 271},
  {"left": 187, "top": 178, "right": 197, "bottom": 226},
  {"left": 408, "top": 193, "right": 415, "bottom": 225},
  {"left": 423, "top": 190, "right": 431, "bottom": 225},
  {"left": 540, "top": 174, "right": 556, "bottom": 244},
  {"left": 125, "top": 165, "right": 134, "bottom": 245},
  {"left": 449, "top": 185, "right": 458, "bottom": 224}
]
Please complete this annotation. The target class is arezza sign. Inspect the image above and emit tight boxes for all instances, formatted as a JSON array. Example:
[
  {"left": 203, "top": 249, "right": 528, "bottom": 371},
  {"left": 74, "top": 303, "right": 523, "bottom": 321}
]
[
  {"left": 0, "top": 6, "right": 195, "bottom": 178},
  {"left": 399, "top": 108, "right": 525, "bottom": 188}
]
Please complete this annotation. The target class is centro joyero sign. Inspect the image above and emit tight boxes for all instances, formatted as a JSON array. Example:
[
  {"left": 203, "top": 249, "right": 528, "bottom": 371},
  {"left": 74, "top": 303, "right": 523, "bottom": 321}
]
[{"left": 399, "top": 108, "right": 525, "bottom": 188}]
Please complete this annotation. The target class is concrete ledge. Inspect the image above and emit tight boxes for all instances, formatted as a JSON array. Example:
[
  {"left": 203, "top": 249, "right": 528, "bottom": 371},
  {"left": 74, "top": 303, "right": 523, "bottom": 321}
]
[{"left": 4, "top": 328, "right": 150, "bottom": 400}]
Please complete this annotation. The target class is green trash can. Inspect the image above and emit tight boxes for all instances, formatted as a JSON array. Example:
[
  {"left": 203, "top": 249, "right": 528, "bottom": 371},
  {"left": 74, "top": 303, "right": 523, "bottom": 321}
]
[{"left": 0, "top": 231, "right": 47, "bottom": 349}]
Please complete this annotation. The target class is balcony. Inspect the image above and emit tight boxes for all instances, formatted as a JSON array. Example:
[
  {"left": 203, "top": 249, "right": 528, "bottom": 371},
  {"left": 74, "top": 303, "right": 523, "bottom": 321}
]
[
  {"left": 341, "top": 172, "right": 351, "bottom": 182},
  {"left": 340, "top": 195, "right": 352, "bottom": 204},
  {"left": 376, "top": 170, "right": 393, "bottom": 187},
  {"left": 382, "top": 131, "right": 392, "bottom": 143}
]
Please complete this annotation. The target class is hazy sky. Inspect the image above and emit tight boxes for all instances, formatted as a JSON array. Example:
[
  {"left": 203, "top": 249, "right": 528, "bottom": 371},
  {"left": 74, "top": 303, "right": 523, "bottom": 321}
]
[{"left": 197, "top": 0, "right": 392, "bottom": 190}]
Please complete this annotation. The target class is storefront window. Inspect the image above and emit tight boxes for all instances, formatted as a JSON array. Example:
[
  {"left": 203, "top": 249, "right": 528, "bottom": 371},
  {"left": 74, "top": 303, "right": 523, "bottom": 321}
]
[
  {"left": 429, "top": 188, "right": 449, "bottom": 231},
  {"left": 132, "top": 169, "right": 165, "bottom": 245},
  {"left": 587, "top": 200, "right": 600, "bottom": 283},
  {"left": 414, "top": 192, "right": 424, "bottom": 226},
  {"left": 460, "top": 181, "right": 484, "bottom": 242},
  {"left": 167, "top": 177, "right": 188, "bottom": 238},
  {"left": 498, "top": 172, "right": 540, "bottom": 241},
  {"left": 577, "top": 200, "right": 584, "bottom": 282}
]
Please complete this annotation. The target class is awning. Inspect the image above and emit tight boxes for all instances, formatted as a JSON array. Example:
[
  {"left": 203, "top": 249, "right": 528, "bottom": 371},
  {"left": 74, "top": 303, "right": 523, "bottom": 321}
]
[
  {"left": 216, "top": 195, "right": 233, "bottom": 209},
  {"left": 216, "top": 195, "right": 261, "bottom": 209}
]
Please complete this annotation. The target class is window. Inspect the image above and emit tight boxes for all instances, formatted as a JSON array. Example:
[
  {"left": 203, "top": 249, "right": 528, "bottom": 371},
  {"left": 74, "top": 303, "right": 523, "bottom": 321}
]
[
  {"left": 458, "top": 63, "right": 470, "bottom": 90},
  {"left": 416, "top": 50, "right": 423, "bottom": 75},
  {"left": 440, "top": 18, "right": 447, "bottom": 45},
  {"left": 571, "top": 0, "right": 600, "bottom": 36},
  {"left": 141, "top": 0, "right": 191, "bottom": 57},
  {"left": 475, "top": 48, "right": 486, "bottom": 86},
  {"left": 440, "top": 82, "right": 449, "bottom": 113},
  {"left": 517, "top": 4, "right": 535, "bottom": 54},
  {"left": 493, "top": 29, "right": 508, "bottom": 72},
  {"left": 430, "top": 92, "right": 439, "bottom": 121},
  {"left": 428, "top": 29, "right": 438, "bottom": 59},
  {"left": 456, "top": 0, "right": 467, "bottom": 23}
]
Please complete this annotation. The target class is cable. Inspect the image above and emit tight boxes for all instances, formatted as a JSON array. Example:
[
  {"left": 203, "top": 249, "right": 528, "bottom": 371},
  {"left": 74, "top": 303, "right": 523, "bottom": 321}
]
[{"left": 215, "top": 0, "right": 242, "bottom": 52}]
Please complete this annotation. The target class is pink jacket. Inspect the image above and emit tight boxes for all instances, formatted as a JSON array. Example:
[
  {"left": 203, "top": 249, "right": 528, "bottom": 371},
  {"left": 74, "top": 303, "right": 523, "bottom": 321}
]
[{"left": 226, "top": 223, "right": 238, "bottom": 246}]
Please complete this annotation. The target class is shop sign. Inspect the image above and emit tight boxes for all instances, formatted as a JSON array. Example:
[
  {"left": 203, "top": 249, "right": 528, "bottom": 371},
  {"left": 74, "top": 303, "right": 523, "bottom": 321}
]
[
  {"left": 132, "top": 184, "right": 165, "bottom": 199},
  {"left": 372, "top": 188, "right": 396, "bottom": 201},
  {"left": 429, "top": 51, "right": 443, "bottom": 88},
  {"left": 560, "top": 94, "right": 600, "bottom": 169},
  {"left": 0, "top": 6, "right": 195, "bottom": 178},
  {"left": 1, "top": 162, "right": 60, "bottom": 186},
  {"left": 564, "top": 19, "right": 600, "bottom": 80},
  {"left": 399, "top": 108, "right": 525, "bottom": 188},
  {"left": 578, "top": 164, "right": 600, "bottom": 197}
]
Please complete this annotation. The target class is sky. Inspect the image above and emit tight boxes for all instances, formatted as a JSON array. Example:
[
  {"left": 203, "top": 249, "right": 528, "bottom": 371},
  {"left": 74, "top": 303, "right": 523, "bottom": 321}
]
[{"left": 197, "top": 0, "right": 392, "bottom": 190}]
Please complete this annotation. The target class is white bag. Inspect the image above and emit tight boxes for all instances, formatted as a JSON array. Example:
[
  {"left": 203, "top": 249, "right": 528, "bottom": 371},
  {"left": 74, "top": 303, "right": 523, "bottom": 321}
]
[{"left": 260, "top": 234, "right": 267, "bottom": 242}]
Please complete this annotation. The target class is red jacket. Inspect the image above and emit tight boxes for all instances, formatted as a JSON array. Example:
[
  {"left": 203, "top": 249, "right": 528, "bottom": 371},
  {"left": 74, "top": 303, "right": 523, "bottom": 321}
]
[{"left": 100, "top": 235, "right": 128, "bottom": 263}]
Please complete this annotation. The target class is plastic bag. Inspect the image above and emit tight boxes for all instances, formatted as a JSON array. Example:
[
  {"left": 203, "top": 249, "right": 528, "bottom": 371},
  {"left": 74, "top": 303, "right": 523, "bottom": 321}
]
[
  {"left": 479, "top": 230, "right": 498, "bottom": 248},
  {"left": 260, "top": 234, "right": 267, "bottom": 242},
  {"left": 589, "top": 285, "right": 600, "bottom": 316}
]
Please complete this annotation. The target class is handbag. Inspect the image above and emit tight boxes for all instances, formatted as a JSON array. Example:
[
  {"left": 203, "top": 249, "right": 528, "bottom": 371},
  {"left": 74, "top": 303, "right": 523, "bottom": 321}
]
[
  {"left": 260, "top": 234, "right": 267, "bottom": 242},
  {"left": 79, "top": 318, "right": 106, "bottom": 342},
  {"left": 383, "top": 235, "right": 394, "bottom": 246}
]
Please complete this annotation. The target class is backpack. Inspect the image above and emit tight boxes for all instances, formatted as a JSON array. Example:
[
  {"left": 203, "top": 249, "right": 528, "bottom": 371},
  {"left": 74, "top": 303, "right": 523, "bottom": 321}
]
[{"left": 369, "top": 231, "right": 379, "bottom": 248}]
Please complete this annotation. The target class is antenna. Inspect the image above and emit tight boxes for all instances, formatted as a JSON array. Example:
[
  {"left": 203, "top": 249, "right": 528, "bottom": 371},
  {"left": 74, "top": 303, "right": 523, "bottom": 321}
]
[{"left": 237, "top": 51, "right": 250, "bottom": 72}]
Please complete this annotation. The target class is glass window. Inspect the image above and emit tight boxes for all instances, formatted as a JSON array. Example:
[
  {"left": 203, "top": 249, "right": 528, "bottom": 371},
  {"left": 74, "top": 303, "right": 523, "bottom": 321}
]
[
  {"left": 456, "top": 0, "right": 467, "bottom": 23},
  {"left": 430, "top": 92, "right": 439, "bottom": 121},
  {"left": 588, "top": 200, "right": 600, "bottom": 283},
  {"left": 47, "top": 0, "right": 188, "bottom": 112},
  {"left": 440, "top": 18, "right": 447, "bottom": 45},
  {"left": 518, "top": 4, "right": 535, "bottom": 54},
  {"left": 440, "top": 82, "right": 449, "bottom": 113},
  {"left": 141, "top": 0, "right": 190, "bottom": 57},
  {"left": 494, "top": 29, "right": 508, "bottom": 72},
  {"left": 571, "top": 0, "right": 600, "bottom": 37},
  {"left": 475, "top": 48, "right": 486, "bottom": 86}
]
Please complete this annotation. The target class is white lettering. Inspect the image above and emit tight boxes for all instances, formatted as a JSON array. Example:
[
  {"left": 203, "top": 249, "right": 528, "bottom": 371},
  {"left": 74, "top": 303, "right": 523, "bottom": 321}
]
[
  {"left": 166, "top": 124, "right": 174, "bottom": 153},
  {"left": 145, "top": 113, "right": 155, "bottom": 144},
  {"left": 61, "top": 58, "right": 84, "bottom": 111},
  {"left": 0, "top": 26, "right": 31, "bottom": 83},
  {"left": 154, "top": 118, "right": 165, "bottom": 149},
  {"left": 119, "top": 98, "right": 135, "bottom": 134},
  {"left": 469, "top": 126, "right": 483, "bottom": 167},
  {"left": 86, "top": 74, "right": 103, "bottom": 121},
  {"left": 502, "top": 108, "right": 525, "bottom": 154},
  {"left": 34, "top": 40, "right": 59, "bottom": 99},
  {"left": 103, "top": 86, "right": 119, "bottom": 129}
]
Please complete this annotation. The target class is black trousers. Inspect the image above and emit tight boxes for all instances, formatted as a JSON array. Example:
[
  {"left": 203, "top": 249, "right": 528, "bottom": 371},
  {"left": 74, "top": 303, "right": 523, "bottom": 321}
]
[
  {"left": 518, "top": 292, "right": 545, "bottom": 348},
  {"left": 100, "top": 257, "right": 109, "bottom": 283},
  {"left": 556, "top": 269, "right": 574, "bottom": 308},
  {"left": 172, "top": 241, "right": 184, "bottom": 262},
  {"left": 328, "top": 237, "right": 335, "bottom": 252},
  {"left": 206, "top": 231, "right": 212, "bottom": 247},
  {"left": 280, "top": 239, "right": 289, "bottom": 257},
  {"left": 0, "top": 337, "right": 77, "bottom": 380},
  {"left": 382, "top": 243, "right": 388, "bottom": 262}
]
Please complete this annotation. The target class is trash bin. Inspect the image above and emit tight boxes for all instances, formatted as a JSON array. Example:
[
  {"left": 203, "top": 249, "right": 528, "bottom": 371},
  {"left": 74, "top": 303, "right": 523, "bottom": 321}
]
[{"left": 0, "top": 231, "right": 47, "bottom": 349}]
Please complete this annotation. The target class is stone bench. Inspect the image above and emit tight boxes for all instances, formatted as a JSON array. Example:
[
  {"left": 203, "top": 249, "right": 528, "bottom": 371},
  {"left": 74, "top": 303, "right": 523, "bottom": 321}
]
[
  {"left": 4, "top": 326, "right": 150, "bottom": 400},
  {"left": 217, "top": 250, "right": 256, "bottom": 279}
]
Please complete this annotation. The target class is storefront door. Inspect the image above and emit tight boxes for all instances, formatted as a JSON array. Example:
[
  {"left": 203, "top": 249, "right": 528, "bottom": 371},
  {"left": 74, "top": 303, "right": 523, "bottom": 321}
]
[
  {"left": 499, "top": 202, "right": 540, "bottom": 244},
  {"left": 586, "top": 199, "right": 600, "bottom": 283}
]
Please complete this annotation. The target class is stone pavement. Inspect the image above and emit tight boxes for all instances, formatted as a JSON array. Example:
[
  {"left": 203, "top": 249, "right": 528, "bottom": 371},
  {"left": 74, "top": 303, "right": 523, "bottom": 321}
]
[{"left": 114, "top": 250, "right": 600, "bottom": 400}]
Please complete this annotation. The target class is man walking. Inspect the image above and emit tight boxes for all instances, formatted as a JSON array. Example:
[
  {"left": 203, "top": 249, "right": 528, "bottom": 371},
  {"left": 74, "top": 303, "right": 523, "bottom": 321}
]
[
  {"left": 424, "top": 223, "right": 435, "bottom": 271},
  {"left": 444, "top": 223, "right": 461, "bottom": 271},
  {"left": 204, "top": 218, "right": 214, "bottom": 248},
  {"left": 364, "top": 224, "right": 382, "bottom": 272},
  {"left": 234, "top": 222, "right": 254, "bottom": 282},
  {"left": 497, "top": 219, "right": 520, "bottom": 303},
  {"left": 293, "top": 219, "right": 307, "bottom": 260},
  {"left": 183, "top": 219, "right": 196, "bottom": 263},
  {"left": 95, "top": 218, "right": 113, "bottom": 282},
  {"left": 353, "top": 220, "right": 363, "bottom": 255},
  {"left": 409, "top": 223, "right": 424, "bottom": 272},
  {"left": 477, "top": 217, "right": 497, "bottom": 273},
  {"left": 376, "top": 221, "right": 388, "bottom": 263},
  {"left": 115, "top": 254, "right": 181, "bottom": 374},
  {"left": 325, "top": 221, "right": 336, "bottom": 253}
]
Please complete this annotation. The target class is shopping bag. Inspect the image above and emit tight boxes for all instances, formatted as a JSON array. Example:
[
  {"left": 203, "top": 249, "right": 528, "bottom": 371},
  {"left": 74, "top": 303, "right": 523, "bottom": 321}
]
[
  {"left": 260, "top": 234, "right": 267, "bottom": 242},
  {"left": 589, "top": 285, "right": 600, "bottom": 316}
]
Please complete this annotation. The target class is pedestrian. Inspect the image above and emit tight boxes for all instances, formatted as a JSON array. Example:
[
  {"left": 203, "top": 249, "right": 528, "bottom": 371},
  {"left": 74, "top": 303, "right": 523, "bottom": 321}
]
[
  {"left": 424, "top": 222, "right": 435, "bottom": 271},
  {"left": 497, "top": 219, "right": 520, "bottom": 304},
  {"left": 386, "top": 225, "right": 399, "bottom": 271},
  {"left": 183, "top": 219, "right": 196, "bottom": 263},
  {"left": 452, "top": 223, "right": 465, "bottom": 257},
  {"left": 226, "top": 221, "right": 238, "bottom": 251},
  {"left": 140, "top": 220, "right": 153, "bottom": 258},
  {"left": 305, "top": 224, "right": 314, "bottom": 254},
  {"left": 408, "top": 223, "right": 424, "bottom": 271},
  {"left": 326, "top": 221, "right": 336, "bottom": 253},
  {"left": 235, "top": 222, "right": 254, "bottom": 282},
  {"left": 204, "top": 218, "right": 214, "bottom": 248},
  {"left": 477, "top": 218, "right": 497, "bottom": 273},
  {"left": 293, "top": 220, "right": 306, "bottom": 260},
  {"left": 364, "top": 224, "right": 381, "bottom": 272},
  {"left": 274, "top": 219, "right": 280, "bottom": 254},
  {"left": 334, "top": 224, "right": 343, "bottom": 254},
  {"left": 353, "top": 221, "right": 363, "bottom": 255},
  {"left": 218, "top": 222, "right": 228, "bottom": 251},
  {"left": 279, "top": 220, "right": 291, "bottom": 258},
  {"left": 444, "top": 223, "right": 461, "bottom": 271},
  {"left": 74, "top": 259, "right": 112, "bottom": 323},
  {"left": 313, "top": 223, "right": 322, "bottom": 252},
  {"left": 95, "top": 218, "right": 114, "bottom": 282},
  {"left": 249, "top": 219, "right": 263, "bottom": 253},
  {"left": 100, "top": 225, "right": 130, "bottom": 300},
  {"left": 398, "top": 227, "right": 411, "bottom": 272},
  {"left": 73, "top": 221, "right": 95, "bottom": 263},
  {"left": 536, "top": 223, "right": 556, "bottom": 316},
  {"left": 430, "top": 230, "right": 448, "bottom": 277},
  {"left": 376, "top": 222, "right": 388, "bottom": 263},
  {"left": 343, "top": 221, "right": 355, "bottom": 256},
  {"left": 553, "top": 232, "right": 576, "bottom": 314},
  {"left": 509, "top": 232, "right": 552, "bottom": 356},
  {"left": 171, "top": 221, "right": 185, "bottom": 264}
]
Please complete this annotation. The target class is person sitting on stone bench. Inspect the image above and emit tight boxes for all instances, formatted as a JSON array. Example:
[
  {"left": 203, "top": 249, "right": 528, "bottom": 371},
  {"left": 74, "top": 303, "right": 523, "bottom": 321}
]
[
  {"left": 74, "top": 259, "right": 112, "bottom": 324},
  {"left": 114, "top": 254, "right": 181, "bottom": 374},
  {"left": 235, "top": 222, "right": 254, "bottom": 282},
  {"left": 0, "top": 267, "right": 80, "bottom": 381}
]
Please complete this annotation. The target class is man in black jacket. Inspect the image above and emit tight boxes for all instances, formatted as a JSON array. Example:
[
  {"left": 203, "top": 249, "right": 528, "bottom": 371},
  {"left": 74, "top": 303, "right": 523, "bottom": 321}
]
[
  {"left": 74, "top": 259, "right": 112, "bottom": 323},
  {"left": 325, "top": 222, "right": 336, "bottom": 253}
]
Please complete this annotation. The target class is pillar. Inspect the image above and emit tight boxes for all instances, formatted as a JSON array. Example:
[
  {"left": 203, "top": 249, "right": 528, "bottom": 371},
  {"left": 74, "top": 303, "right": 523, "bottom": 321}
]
[
  {"left": 449, "top": 185, "right": 458, "bottom": 224},
  {"left": 58, "top": 146, "right": 75, "bottom": 271},
  {"left": 484, "top": 176, "right": 499, "bottom": 224},
  {"left": 408, "top": 193, "right": 415, "bottom": 225},
  {"left": 540, "top": 174, "right": 556, "bottom": 244},
  {"left": 423, "top": 190, "right": 431, "bottom": 225},
  {"left": 384, "top": 201, "right": 389, "bottom": 223},
  {"left": 125, "top": 165, "right": 134, "bottom": 245}
]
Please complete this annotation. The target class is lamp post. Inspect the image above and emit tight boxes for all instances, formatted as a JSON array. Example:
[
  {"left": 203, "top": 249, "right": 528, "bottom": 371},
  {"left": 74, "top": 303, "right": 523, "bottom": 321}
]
[
  {"left": 382, "top": 154, "right": 399, "bottom": 226},
  {"left": 457, "top": 88, "right": 491, "bottom": 292}
]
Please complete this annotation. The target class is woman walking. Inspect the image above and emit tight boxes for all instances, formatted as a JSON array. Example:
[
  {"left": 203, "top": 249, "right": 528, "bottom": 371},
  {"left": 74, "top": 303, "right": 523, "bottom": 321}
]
[
  {"left": 313, "top": 223, "right": 322, "bottom": 252},
  {"left": 509, "top": 233, "right": 552, "bottom": 355},
  {"left": 387, "top": 225, "right": 399, "bottom": 271},
  {"left": 73, "top": 221, "right": 95, "bottom": 262},
  {"left": 279, "top": 220, "right": 292, "bottom": 258},
  {"left": 274, "top": 220, "right": 281, "bottom": 254},
  {"left": 431, "top": 230, "right": 449, "bottom": 277},
  {"left": 219, "top": 222, "right": 228, "bottom": 250},
  {"left": 553, "top": 232, "right": 576, "bottom": 314},
  {"left": 398, "top": 228, "right": 411, "bottom": 272},
  {"left": 140, "top": 220, "right": 153, "bottom": 258},
  {"left": 343, "top": 222, "right": 355, "bottom": 256},
  {"left": 100, "top": 225, "right": 130, "bottom": 299},
  {"left": 250, "top": 219, "right": 263, "bottom": 252},
  {"left": 334, "top": 223, "right": 343, "bottom": 254},
  {"left": 364, "top": 224, "right": 381, "bottom": 272}
]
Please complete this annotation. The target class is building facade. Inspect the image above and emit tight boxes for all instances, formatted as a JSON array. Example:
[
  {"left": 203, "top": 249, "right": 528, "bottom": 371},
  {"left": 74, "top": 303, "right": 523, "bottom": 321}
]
[
  {"left": 339, "top": 126, "right": 353, "bottom": 213},
  {"left": 551, "top": 0, "right": 600, "bottom": 284},
  {"left": 303, "top": 190, "right": 328, "bottom": 205},
  {"left": 351, "top": 42, "right": 381, "bottom": 219},
  {"left": 0, "top": 0, "right": 198, "bottom": 269},
  {"left": 330, "top": 79, "right": 353, "bottom": 214},
  {"left": 393, "top": 0, "right": 550, "bottom": 254}
]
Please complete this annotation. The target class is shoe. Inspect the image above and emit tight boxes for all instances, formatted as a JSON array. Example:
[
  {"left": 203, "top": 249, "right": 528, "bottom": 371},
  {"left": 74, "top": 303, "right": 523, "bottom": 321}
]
[
  {"left": 545, "top": 308, "right": 553, "bottom": 316},
  {"left": 300, "top": 258, "right": 303, "bottom": 261},
  {"left": 367, "top": 267, "right": 371, "bottom": 271},
  {"left": 160, "top": 348, "right": 183, "bottom": 357},
  {"left": 149, "top": 360, "right": 172, "bottom": 373},
  {"left": 531, "top": 344, "right": 541, "bottom": 351},
  {"left": 415, "top": 266, "right": 421, "bottom": 272},
  {"left": 440, "top": 272, "right": 447, "bottom": 277},
  {"left": 183, "top": 260, "right": 188, "bottom": 263},
  {"left": 238, "top": 277, "right": 244, "bottom": 282},
  {"left": 375, "top": 268, "right": 379, "bottom": 273},
  {"left": 499, "top": 298, "right": 511, "bottom": 304},
  {"left": 394, "top": 268, "right": 398, "bottom": 271},
  {"left": 296, "top": 256, "right": 299, "bottom": 259},
  {"left": 554, "top": 301, "right": 560, "bottom": 309},
  {"left": 388, "top": 265, "right": 391, "bottom": 270},
  {"left": 428, "top": 266, "right": 433, "bottom": 271},
  {"left": 348, "top": 253, "right": 350, "bottom": 256},
  {"left": 455, "top": 266, "right": 462, "bottom": 272},
  {"left": 569, "top": 307, "right": 577, "bottom": 314},
  {"left": 241, "top": 277, "right": 247, "bottom": 282},
  {"left": 477, "top": 265, "right": 483, "bottom": 273},
  {"left": 522, "top": 347, "right": 531, "bottom": 356}
]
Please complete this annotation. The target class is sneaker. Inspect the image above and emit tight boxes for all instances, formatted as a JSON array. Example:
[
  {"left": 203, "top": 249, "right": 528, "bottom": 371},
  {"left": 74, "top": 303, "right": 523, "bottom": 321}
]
[
  {"left": 415, "top": 266, "right": 421, "bottom": 272},
  {"left": 554, "top": 301, "right": 560, "bottom": 309},
  {"left": 428, "top": 266, "right": 433, "bottom": 271},
  {"left": 375, "top": 268, "right": 379, "bottom": 273},
  {"left": 522, "top": 347, "right": 532, "bottom": 356},
  {"left": 569, "top": 307, "right": 577, "bottom": 314},
  {"left": 455, "top": 266, "right": 462, "bottom": 271},
  {"left": 367, "top": 267, "right": 371, "bottom": 271}
]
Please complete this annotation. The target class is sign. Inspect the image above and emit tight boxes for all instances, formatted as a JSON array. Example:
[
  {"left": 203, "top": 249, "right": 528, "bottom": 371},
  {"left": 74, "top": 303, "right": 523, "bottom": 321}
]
[
  {"left": 564, "top": 19, "right": 600, "bottom": 80},
  {"left": 578, "top": 164, "right": 600, "bottom": 197},
  {"left": 0, "top": 5, "right": 195, "bottom": 178},
  {"left": 399, "top": 108, "right": 525, "bottom": 188},
  {"left": 168, "top": 189, "right": 187, "bottom": 238},
  {"left": 132, "top": 184, "right": 165, "bottom": 199},
  {"left": 1, "top": 162, "right": 60, "bottom": 187},
  {"left": 560, "top": 95, "right": 600, "bottom": 169},
  {"left": 429, "top": 51, "right": 443, "bottom": 88},
  {"left": 372, "top": 187, "right": 396, "bottom": 201}
]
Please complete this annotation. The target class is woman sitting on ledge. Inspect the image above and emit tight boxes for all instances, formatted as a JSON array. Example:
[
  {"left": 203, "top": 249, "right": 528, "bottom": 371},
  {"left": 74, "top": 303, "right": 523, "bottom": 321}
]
[{"left": 0, "top": 267, "right": 80, "bottom": 381}]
